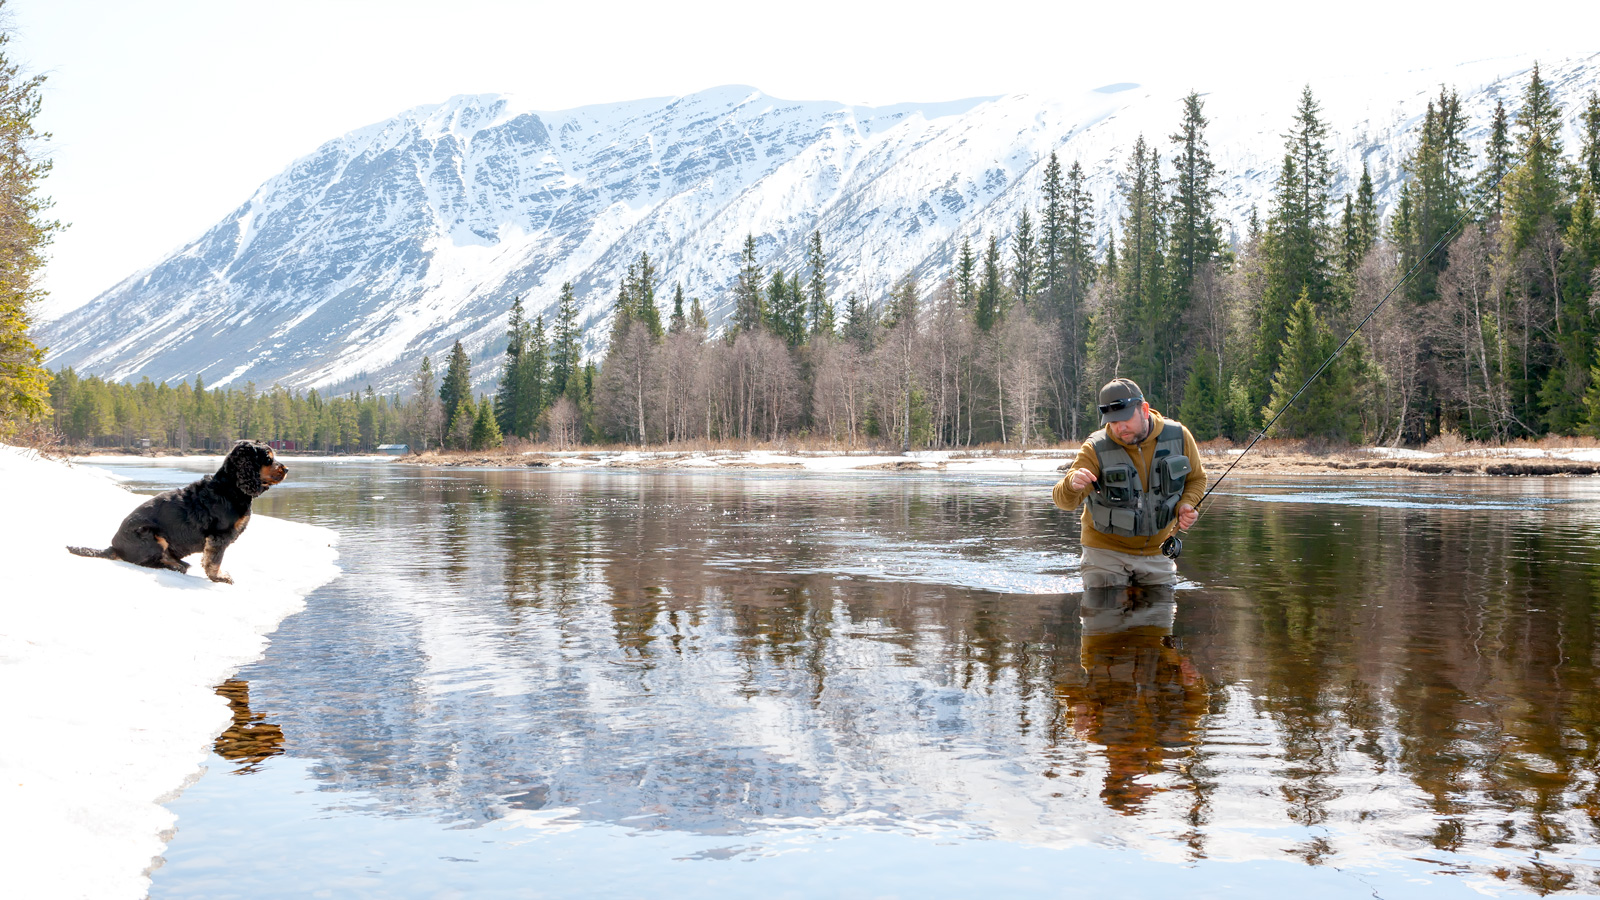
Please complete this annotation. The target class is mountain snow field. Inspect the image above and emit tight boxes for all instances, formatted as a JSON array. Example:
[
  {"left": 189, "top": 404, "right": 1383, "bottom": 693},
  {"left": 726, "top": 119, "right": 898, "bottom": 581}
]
[
  {"left": 39, "top": 54, "right": 1600, "bottom": 397},
  {"left": 0, "top": 446, "right": 339, "bottom": 900}
]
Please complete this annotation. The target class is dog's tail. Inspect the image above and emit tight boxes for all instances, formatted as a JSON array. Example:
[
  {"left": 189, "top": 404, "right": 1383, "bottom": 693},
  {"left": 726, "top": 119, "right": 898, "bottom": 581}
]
[{"left": 67, "top": 545, "right": 117, "bottom": 560}]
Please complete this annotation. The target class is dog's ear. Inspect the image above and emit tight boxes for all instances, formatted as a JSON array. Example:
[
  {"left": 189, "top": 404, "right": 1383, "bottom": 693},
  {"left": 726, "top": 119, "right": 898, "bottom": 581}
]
[{"left": 222, "top": 440, "right": 266, "bottom": 497}]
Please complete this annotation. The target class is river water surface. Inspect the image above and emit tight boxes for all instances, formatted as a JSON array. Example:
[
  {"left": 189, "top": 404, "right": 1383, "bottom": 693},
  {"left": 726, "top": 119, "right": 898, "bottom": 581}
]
[{"left": 89, "top": 460, "right": 1600, "bottom": 897}]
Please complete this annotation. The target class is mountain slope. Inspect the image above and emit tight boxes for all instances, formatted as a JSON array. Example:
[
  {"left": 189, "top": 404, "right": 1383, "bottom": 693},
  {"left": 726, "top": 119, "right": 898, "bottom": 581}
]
[{"left": 40, "top": 54, "right": 1600, "bottom": 394}]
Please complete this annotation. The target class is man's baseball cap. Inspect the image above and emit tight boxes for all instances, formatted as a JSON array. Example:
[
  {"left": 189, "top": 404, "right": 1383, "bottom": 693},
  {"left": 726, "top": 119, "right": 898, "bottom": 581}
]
[{"left": 1098, "top": 378, "right": 1144, "bottom": 423}]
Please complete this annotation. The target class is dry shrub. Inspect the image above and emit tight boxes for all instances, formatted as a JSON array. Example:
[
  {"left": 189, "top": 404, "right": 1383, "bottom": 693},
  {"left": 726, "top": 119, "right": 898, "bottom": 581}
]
[
  {"left": 1518, "top": 434, "right": 1600, "bottom": 451},
  {"left": 3, "top": 419, "right": 67, "bottom": 458},
  {"left": 1424, "top": 431, "right": 1471, "bottom": 453}
]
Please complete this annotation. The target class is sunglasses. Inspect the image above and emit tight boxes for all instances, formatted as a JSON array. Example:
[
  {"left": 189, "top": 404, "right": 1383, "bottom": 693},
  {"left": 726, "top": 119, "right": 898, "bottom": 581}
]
[{"left": 1098, "top": 397, "right": 1142, "bottom": 415}]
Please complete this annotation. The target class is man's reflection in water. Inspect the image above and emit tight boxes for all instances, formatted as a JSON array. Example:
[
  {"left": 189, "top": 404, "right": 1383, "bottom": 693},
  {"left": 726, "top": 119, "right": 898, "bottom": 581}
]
[
  {"left": 213, "top": 679, "right": 286, "bottom": 772},
  {"left": 1055, "top": 585, "right": 1207, "bottom": 813}
]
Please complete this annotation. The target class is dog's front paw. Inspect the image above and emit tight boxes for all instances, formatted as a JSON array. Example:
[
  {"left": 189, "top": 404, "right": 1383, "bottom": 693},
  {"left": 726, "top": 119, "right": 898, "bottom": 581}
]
[{"left": 208, "top": 571, "right": 233, "bottom": 584}]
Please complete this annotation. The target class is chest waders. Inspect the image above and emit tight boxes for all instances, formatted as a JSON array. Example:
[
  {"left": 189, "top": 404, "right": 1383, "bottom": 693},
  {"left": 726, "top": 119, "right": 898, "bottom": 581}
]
[{"left": 1087, "top": 426, "right": 1190, "bottom": 539}]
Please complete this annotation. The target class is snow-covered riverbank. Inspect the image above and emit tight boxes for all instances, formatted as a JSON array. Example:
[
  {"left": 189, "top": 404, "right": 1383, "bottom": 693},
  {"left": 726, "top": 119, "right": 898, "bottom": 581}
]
[
  {"left": 0, "top": 446, "right": 339, "bottom": 899},
  {"left": 401, "top": 443, "right": 1600, "bottom": 476}
]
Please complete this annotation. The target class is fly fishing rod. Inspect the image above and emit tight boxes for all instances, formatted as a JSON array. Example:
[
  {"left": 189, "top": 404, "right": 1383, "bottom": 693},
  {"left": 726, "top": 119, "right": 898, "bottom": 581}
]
[{"left": 1161, "top": 196, "right": 1489, "bottom": 561}]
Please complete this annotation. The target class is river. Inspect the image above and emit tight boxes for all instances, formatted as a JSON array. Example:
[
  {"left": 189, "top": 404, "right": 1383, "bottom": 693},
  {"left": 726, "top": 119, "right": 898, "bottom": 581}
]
[{"left": 85, "top": 459, "right": 1600, "bottom": 897}]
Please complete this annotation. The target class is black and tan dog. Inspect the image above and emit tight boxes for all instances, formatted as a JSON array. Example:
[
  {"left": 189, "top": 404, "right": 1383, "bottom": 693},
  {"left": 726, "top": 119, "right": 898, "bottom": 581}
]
[{"left": 67, "top": 440, "right": 288, "bottom": 583}]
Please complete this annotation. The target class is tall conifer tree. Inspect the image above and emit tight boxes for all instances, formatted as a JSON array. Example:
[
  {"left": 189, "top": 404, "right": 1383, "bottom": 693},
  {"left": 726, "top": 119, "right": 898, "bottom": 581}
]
[
  {"left": 732, "top": 234, "right": 766, "bottom": 333},
  {"left": 439, "top": 341, "right": 472, "bottom": 434},
  {"left": 1011, "top": 209, "right": 1040, "bottom": 306},
  {"left": 550, "top": 281, "right": 581, "bottom": 397},
  {"left": 1503, "top": 62, "right": 1565, "bottom": 251},
  {"left": 1479, "top": 100, "right": 1511, "bottom": 219},
  {"left": 976, "top": 234, "right": 1005, "bottom": 331},
  {"left": 669, "top": 282, "right": 687, "bottom": 333},
  {"left": 956, "top": 237, "right": 977, "bottom": 308},
  {"left": 806, "top": 230, "right": 831, "bottom": 335},
  {"left": 1253, "top": 87, "right": 1337, "bottom": 419},
  {"left": 1168, "top": 92, "right": 1224, "bottom": 311}
]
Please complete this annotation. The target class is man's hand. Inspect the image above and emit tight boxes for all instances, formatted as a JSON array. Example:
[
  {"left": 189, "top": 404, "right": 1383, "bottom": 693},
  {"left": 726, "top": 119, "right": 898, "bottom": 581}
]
[
  {"left": 1176, "top": 503, "right": 1197, "bottom": 531},
  {"left": 1067, "top": 467, "right": 1097, "bottom": 492}
]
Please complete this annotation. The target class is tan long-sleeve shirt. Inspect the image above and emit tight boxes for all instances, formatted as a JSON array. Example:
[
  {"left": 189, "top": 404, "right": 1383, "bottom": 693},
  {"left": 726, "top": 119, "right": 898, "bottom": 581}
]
[{"left": 1051, "top": 410, "right": 1207, "bottom": 555}]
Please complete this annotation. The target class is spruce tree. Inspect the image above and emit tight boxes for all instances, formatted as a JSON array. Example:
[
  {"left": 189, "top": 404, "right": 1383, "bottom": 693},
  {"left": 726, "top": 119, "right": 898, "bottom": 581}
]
[
  {"left": 1168, "top": 91, "right": 1224, "bottom": 310},
  {"left": 607, "top": 263, "right": 637, "bottom": 350},
  {"left": 472, "top": 396, "right": 503, "bottom": 449},
  {"left": 806, "top": 230, "right": 831, "bottom": 335},
  {"left": 732, "top": 234, "right": 766, "bottom": 333},
  {"left": 1354, "top": 163, "right": 1378, "bottom": 254},
  {"left": 1580, "top": 91, "right": 1600, "bottom": 190},
  {"left": 1253, "top": 87, "right": 1337, "bottom": 418},
  {"left": 495, "top": 295, "right": 530, "bottom": 438},
  {"left": 517, "top": 315, "right": 548, "bottom": 436},
  {"left": 1039, "top": 152, "right": 1066, "bottom": 309},
  {"left": 1261, "top": 291, "right": 1358, "bottom": 440},
  {"left": 669, "top": 282, "right": 686, "bottom": 333},
  {"left": 633, "top": 251, "right": 662, "bottom": 338},
  {"left": 1056, "top": 159, "right": 1096, "bottom": 440},
  {"left": 1503, "top": 62, "right": 1565, "bottom": 251},
  {"left": 1111, "top": 135, "right": 1169, "bottom": 396},
  {"left": 1396, "top": 89, "right": 1471, "bottom": 307},
  {"left": 976, "top": 234, "right": 1005, "bottom": 331},
  {"left": 1010, "top": 209, "right": 1039, "bottom": 306},
  {"left": 842, "top": 292, "right": 874, "bottom": 349},
  {"left": 1180, "top": 347, "right": 1226, "bottom": 441},
  {"left": 1479, "top": 100, "right": 1511, "bottom": 219},
  {"left": 956, "top": 237, "right": 977, "bottom": 308},
  {"left": 550, "top": 281, "right": 581, "bottom": 397},
  {"left": 439, "top": 340, "right": 472, "bottom": 433},
  {"left": 769, "top": 269, "right": 806, "bottom": 345},
  {"left": 446, "top": 394, "right": 476, "bottom": 450},
  {"left": 1503, "top": 63, "right": 1572, "bottom": 429},
  {"left": 1063, "top": 161, "right": 1095, "bottom": 309},
  {"left": 1542, "top": 182, "right": 1598, "bottom": 433},
  {"left": 1339, "top": 195, "right": 1361, "bottom": 276}
]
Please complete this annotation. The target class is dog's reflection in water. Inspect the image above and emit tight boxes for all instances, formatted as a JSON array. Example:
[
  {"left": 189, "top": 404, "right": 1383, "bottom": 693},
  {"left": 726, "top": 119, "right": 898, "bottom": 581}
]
[
  {"left": 213, "top": 679, "right": 285, "bottom": 772},
  {"left": 1058, "top": 584, "right": 1206, "bottom": 812}
]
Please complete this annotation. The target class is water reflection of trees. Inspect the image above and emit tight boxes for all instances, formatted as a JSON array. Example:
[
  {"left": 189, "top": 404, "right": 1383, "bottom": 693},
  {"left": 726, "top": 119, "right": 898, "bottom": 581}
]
[
  {"left": 251, "top": 470, "right": 1600, "bottom": 886},
  {"left": 1191, "top": 485, "right": 1600, "bottom": 886}
]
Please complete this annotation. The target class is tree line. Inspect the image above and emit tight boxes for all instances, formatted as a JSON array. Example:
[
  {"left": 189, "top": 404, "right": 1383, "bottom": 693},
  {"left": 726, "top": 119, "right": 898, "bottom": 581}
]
[{"left": 25, "top": 66, "right": 1600, "bottom": 452}]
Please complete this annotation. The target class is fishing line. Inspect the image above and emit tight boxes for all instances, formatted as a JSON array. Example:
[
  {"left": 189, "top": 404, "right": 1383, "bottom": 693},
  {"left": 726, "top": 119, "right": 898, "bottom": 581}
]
[{"left": 1161, "top": 194, "right": 1489, "bottom": 560}]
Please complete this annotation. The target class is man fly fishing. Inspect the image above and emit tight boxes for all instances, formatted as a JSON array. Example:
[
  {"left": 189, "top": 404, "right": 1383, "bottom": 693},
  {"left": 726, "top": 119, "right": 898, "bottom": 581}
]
[{"left": 1053, "top": 378, "right": 1206, "bottom": 588}]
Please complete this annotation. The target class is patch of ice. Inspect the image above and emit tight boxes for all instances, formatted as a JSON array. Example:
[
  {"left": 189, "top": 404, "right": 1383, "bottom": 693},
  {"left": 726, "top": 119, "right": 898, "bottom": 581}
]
[{"left": 1363, "top": 447, "right": 1441, "bottom": 459}]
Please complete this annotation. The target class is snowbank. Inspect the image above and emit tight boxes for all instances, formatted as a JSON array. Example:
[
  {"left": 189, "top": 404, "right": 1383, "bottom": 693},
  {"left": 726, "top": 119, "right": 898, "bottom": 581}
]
[
  {"left": 0, "top": 445, "right": 339, "bottom": 900},
  {"left": 487, "top": 448, "right": 1080, "bottom": 474}
]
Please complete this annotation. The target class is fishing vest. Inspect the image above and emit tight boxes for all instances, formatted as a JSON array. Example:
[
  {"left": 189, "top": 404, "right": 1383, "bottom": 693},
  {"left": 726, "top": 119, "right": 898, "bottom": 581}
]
[{"left": 1086, "top": 423, "right": 1191, "bottom": 538}]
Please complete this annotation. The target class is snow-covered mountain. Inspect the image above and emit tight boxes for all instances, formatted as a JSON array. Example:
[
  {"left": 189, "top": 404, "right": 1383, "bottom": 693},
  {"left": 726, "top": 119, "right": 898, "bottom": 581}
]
[{"left": 40, "top": 54, "right": 1600, "bottom": 394}]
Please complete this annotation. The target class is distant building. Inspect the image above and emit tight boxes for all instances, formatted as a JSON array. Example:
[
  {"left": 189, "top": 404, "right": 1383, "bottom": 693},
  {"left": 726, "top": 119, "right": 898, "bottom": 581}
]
[
  {"left": 377, "top": 444, "right": 409, "bottom": 456},
  {"left": 268, "top": 440, "right": 298, "bottom": 451}
]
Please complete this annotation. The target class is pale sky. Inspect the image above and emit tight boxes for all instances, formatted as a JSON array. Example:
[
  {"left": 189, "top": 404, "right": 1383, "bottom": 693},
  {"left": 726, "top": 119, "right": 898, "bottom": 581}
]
[{"left": 10, "top": 0, "right": 1592, "bottom": 318}]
